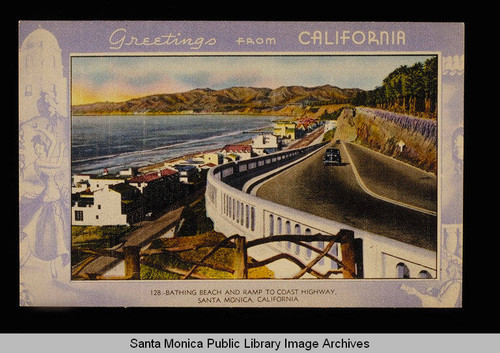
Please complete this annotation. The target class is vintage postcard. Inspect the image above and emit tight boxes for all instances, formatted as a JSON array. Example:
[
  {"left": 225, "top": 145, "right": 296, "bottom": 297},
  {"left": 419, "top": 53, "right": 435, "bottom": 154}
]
[{"left": 18, "top": 21, "right": 464, "bottom": 307}]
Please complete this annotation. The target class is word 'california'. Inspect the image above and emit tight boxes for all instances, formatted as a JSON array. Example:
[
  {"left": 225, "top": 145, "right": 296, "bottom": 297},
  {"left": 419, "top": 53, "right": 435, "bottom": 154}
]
[{"left": 299, "top": 30, "right": 406, "bottom": 46}]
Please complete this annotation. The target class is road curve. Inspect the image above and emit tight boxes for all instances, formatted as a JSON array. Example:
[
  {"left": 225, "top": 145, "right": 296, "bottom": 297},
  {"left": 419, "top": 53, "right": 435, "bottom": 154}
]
[
  {"left": 255, "top": 141, "right": 437, "bottom": 251},
  {"left": 343, "top": 142, "right": 437, "bottom": 214}
]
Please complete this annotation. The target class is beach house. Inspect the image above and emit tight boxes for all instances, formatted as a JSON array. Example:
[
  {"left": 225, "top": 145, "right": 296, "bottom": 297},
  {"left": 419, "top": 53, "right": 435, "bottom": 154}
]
[
  {"left": 203, "top": 152, "right": 224, "bottom": 166},
  {"left": 128, "top": 168, "right": 181, "bottom": 218},
  {"left": 71, "top": 168, "right": 182, "bottom": 225},
  {"left": 252, "top": 133, "right": 282, "bottom": 155},
  {"left": 72, "top": 182, "right": 144, "bottom": 226},
  {"left": 220, "top": 144, "right": 252, "bottom": 161},
  {"left": 173, "top": 164, "right": 198, "bottom": 184},
  {"left": 273, "top": 121, "right": 297, "bottom": 141}
]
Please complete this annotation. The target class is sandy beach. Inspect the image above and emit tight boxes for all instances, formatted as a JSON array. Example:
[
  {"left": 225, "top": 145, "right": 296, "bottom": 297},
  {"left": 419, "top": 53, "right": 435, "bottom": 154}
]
[
  {"left": 137, "top": 121, "right": 327, "bottom": 175},
  {"left": 137, "top": 138, "right": 253, "bottom": 173}
]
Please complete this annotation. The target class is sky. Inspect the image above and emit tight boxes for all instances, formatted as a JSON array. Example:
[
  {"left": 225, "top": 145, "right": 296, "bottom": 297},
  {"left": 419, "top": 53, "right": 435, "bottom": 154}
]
[{"left": 71, "top": 55, "right": 435, "bottom": 105}]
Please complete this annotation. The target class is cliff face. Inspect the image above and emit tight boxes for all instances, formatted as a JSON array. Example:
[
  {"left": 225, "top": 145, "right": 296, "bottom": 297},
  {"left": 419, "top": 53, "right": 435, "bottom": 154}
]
[
  {"left": 71, "top": 85, "right": 361, "bottom": 115},
  {"left": 335, "top": 107, "right": 437, "bottom": 174}
]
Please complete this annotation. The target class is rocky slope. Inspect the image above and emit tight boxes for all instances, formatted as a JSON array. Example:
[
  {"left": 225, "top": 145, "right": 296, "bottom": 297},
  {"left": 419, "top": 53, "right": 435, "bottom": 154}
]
[
  {"left": 335, "top": 107, "right": 437, "bottom": 174},
  {"left": 72, "top": 85, "right": 361, "bottom": 115}
]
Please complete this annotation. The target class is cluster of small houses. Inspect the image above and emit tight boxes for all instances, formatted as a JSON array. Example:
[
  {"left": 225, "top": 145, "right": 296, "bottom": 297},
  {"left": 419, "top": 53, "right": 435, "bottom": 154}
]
[{"left": 71, "top": 119, "right": 327, "bottom": 227}]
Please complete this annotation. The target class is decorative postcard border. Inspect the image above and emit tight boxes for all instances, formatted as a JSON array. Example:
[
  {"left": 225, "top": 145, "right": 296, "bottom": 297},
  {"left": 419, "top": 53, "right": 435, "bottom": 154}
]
[{"left": 19, "top": 21, "right": 464, "bottom": 307}]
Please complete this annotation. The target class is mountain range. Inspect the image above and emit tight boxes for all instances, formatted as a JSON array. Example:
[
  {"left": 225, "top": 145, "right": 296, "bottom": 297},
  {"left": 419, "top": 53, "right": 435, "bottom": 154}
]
[{"left": 72, "top": 85, "right": 362, "bottom": 115}]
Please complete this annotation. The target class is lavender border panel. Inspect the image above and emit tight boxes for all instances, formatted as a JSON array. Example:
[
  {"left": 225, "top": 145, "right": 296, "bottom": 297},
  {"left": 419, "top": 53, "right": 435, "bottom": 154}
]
[{"left": 18, "top": 21, "right": 464, "bottom": 307}]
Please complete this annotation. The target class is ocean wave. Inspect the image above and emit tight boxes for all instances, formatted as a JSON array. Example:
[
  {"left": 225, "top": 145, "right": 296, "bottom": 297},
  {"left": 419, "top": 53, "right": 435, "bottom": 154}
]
[
  {"left": 72, "top": 129, "right": 245, "bottom": 165},
  {"left": 150, "top": 130, "right": 242, "bottom": 151}
]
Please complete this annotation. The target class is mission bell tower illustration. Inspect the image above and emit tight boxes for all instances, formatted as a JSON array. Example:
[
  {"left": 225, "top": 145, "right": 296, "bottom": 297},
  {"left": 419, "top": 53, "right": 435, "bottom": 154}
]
[{"left": 19, "top": 27, "right": 67, "bottom": 122}]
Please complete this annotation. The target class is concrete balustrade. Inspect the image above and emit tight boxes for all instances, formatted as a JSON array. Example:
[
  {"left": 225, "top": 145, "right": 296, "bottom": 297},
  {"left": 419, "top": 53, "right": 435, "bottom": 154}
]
[{"left": 206, "top": 144, "right": 437, "bottom": 279}]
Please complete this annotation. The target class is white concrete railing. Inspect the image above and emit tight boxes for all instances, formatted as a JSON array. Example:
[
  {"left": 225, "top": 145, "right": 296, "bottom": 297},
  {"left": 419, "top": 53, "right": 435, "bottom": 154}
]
[{"left": 205, "top": 144, "right": 437, "bottom": 279}]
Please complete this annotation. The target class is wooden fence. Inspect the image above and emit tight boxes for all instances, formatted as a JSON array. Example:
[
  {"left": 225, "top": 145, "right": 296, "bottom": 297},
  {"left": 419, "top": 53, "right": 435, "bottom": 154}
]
[{"left": 72, "top": 229, "right": 361, "bottom": 280}]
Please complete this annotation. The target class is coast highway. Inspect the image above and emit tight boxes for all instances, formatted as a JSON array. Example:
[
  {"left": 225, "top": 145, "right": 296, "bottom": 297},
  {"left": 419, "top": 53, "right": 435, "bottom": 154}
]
[{"left": 255, "top": 140, "right": 437, "bottom": 251}]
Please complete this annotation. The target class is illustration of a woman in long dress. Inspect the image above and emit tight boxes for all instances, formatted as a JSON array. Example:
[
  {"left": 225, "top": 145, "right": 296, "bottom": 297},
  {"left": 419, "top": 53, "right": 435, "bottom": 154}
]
[{"left": 20, "top": 116, "right": 69, "bottom": 281}]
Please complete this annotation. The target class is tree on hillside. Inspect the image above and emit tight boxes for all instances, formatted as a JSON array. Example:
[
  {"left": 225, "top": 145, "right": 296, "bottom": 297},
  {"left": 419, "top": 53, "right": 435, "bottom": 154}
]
[
  {"left": 423, "top": 57, "right": 438, "bottom": 115},
  {"left": 353, "top": 57, "right": 438, "bottom": 118}
]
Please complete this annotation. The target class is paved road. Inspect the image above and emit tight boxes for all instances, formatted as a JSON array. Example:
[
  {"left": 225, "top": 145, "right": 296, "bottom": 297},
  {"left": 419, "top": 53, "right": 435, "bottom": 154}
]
[
  {"left": 256, "top": 141, "right": 437, "bottom": 251},
  {"left": 344, "top": 143, "right": 436, "bottom": 213}
]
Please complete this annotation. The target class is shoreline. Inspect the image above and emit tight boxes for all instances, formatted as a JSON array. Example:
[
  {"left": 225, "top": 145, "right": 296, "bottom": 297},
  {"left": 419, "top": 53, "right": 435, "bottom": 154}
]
[
  {"left": 75, "top": 123, "right": 327, "bottom": 176},
  {"left": 137, "top": 124, "right": 326, "bottom": 174},
  {"left": 72, "top": 117, "right": 277, "bottom": 176},
  {"left": 71, "top": 109, "right": 334, "bottom": 176},
  {"left": 137, "top": 138, "right": 254, "bottom": 174}
]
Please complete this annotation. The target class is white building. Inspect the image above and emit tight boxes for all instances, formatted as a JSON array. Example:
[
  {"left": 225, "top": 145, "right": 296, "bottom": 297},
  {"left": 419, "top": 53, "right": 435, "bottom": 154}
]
[
  {"left": 72, "top": 174, "right": 92, "bottom": 193},
  {"left": 220, "top": 144, "right": 252, "bottom": 161},
  {"left": 72, "top": 183, "right": 144, "bottom": 226},
  {"left": 72, "top": 174, "right": 143, "bottom": 226},
  {"left": 88, "top": 175, "right": 128, "bottom": 191},
  {"left": 203, "top": 152, "right": 224, "bottom": 166},
  {"left": 72, "top": 174, "right": 127, "bottom": 193},
  {"left": 252, "top": 134, "right": 282, "bottom": 155},
  {"left": 173, "top": 165, "right": 198, "bottom": 184}
]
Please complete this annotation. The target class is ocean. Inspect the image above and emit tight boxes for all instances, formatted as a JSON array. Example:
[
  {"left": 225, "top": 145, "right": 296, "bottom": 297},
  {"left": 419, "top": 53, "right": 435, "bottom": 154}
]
[{"left": 71, "top": 114, "right": 276, "bottom": 174}]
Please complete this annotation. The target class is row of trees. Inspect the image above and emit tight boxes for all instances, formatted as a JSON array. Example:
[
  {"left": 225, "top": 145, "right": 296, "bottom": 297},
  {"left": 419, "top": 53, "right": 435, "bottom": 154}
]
[{"left": 352, "top": 57, "right": 438, "bottom": 119}]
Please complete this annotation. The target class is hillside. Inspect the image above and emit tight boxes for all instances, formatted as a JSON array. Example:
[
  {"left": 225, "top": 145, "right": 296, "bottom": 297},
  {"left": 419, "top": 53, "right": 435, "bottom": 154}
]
[
  {"left": 335, "top": 107, "right": 437, "bottom": 174},
  {"left": 71, "top": 85, "right": 361, "bottom": 115}
]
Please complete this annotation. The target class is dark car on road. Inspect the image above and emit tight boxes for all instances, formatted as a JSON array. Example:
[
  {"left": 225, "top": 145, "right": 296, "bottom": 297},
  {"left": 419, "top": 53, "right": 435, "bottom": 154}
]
[{"left": 323, "top": 148, "right": 342, "bottom": 165}]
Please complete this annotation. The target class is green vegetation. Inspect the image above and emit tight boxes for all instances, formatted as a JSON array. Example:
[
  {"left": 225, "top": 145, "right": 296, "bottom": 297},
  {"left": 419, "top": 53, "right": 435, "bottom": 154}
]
[
  {"left": 322, "top": 128, "right": 336, "bottom": 142},
  {"left": 71, "top": 225, "right": 135, "bottom": 264},
  {"left": 142, "top": 198, "right": 274, "bottom": 280},
  {"left": 143, "top": 231, "right": 274, "bottom": 280},
  {"left": 335, "top": 107, "right": 437, "bottom": 173},
  {"left": 174, "top": 196, "right": 214, "bottom": 237},
  {"left": 352, "top": 57, "right": 438, "bottom": 119},
  {"left": 336, "top": 57, "right": 438, "bottom": 172},
  {"left": 319, "top": 107, "right": 344, "bottom": 121},
  {"left": 301, "top": 98, "right": 352, "bottom": 109},
  {"left": 140, "top": 264, "right": 181, "bottom": 280},
  {"left": 149, "top": 230, "right": 227, "bottom": 250}
]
